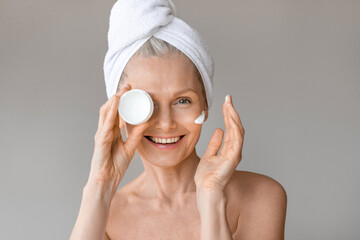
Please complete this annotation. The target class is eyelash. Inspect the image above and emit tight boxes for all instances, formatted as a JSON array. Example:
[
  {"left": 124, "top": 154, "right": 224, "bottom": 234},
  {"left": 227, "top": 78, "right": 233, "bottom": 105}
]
[
  {"left": 176, "top": 98, "right": 192, "bottom": 105},
  {"left": 153, "top": 98, "right": 192, "bottom": 107}
]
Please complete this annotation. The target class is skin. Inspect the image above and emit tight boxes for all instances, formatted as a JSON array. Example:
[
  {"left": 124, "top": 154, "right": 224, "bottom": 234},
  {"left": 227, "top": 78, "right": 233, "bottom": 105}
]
[
  {"left": 106, "top": 53, "right": 287, "bottom": 239},
  {"left": 70, "top": 53, "right": 287, "bottom": 240},
  {"left": 122, "top": 53, "right": 208, "bottom": 173}
]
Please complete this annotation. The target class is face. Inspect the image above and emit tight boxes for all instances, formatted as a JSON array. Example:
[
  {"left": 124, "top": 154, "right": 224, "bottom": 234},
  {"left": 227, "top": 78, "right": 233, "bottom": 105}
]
[{"left": 121, "top": 53, "right": 208, "bottom": 167}]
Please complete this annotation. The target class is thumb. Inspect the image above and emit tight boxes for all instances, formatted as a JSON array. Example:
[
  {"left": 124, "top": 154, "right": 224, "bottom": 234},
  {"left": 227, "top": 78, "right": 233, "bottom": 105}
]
[
  {"left": 124, "top": 122, "right": 151, "bottom": 154},
  {"left": 203, "top": 128, "right": 224, "bottom": 158}
]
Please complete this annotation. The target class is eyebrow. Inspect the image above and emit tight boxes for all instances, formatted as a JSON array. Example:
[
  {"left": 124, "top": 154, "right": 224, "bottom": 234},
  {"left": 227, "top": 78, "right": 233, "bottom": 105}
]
[
  {"left": 147, "top": 88, "right": 199, "bottom": 98},
  {"left": 173, "top": 88, "right": 199, "bottom": 96}
]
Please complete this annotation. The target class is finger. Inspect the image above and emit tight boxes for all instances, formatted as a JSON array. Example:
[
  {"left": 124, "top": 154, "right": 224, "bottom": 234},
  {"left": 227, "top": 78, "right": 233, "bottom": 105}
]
[
  {"left": 124, "top": 121, "right": 151, "bottom": 154},
  {"left": 223, "top": 95, "right": 230, "bottom": 130},
  {"left": 227, "top": 95, "right": 245, "bottom": 136},
  {"left": 98, "top": 95, "right": 116, "bottom": 130},
  {"left": 227, "top": 114, "right": 243, "bottom": 149},
  {"left": 203, "top": 128, "right": 224, "bottom": 158},
  {"left": 113, "top": 111, "right": 123, "bottom": 144},
  {"left": 102, "top": 94, "right": 121, "bottom": 134},
  {"left": 115, "top": 83, "right": 131, "bottom": 129},
  {"left": 220, "top": 95, "right": 243, "bottom": 157},
  {"left": 100, "top": 84, "right": 132, "bottom": 133},
  {"left": 222, "top": 95, "right": 232, "bottom": 145},
  {"left": 119, "top": 114, "right": 125, "bottom": 128}
]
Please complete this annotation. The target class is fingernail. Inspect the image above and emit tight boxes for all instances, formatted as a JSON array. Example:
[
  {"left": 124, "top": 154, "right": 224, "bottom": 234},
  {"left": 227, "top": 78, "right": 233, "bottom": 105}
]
[{"left": 225, "top": 94, "right": 230, "bottom": 104}]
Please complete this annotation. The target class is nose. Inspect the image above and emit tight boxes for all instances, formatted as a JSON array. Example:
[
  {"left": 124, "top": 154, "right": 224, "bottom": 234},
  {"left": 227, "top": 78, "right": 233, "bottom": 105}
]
[{"left": 152, "top": 105, "right": 177, "bottom": 131}]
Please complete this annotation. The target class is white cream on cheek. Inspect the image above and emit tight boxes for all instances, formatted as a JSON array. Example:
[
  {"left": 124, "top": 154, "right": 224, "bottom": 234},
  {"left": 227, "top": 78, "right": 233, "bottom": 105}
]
[{"left": 194, "top": 110, "right": 205, "bottom": 124}]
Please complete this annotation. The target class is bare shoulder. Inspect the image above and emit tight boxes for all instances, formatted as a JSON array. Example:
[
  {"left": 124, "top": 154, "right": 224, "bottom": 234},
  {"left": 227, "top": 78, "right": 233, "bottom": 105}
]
[
  {"left": 225, "top": 170, "right": 287, "bottom": 213},
  {"left": 226, "top": 170, "right": 287, "bottom": 199},
  {"left": 109, "top": 176, "right": 144, "bottom": 211},
  {"left": 226, "top": 170, "right": 287, "bottom": 239},
  {"left": 107, "top": 183, "right": 134, "bottom": 226},
  {"left": 106, "top": 177, "right": 145, "bottom": 239}
]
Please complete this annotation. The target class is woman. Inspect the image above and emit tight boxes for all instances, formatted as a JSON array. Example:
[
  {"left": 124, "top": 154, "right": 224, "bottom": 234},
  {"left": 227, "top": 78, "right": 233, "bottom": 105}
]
[{"left": 70, "top": 1, "right": 287, "bottom": 240}]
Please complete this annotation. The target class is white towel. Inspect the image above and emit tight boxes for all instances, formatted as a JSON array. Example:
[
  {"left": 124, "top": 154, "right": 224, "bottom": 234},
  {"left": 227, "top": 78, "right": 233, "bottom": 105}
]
[{"left": 103, "top": 0, "right": 215, "bottom": 108}]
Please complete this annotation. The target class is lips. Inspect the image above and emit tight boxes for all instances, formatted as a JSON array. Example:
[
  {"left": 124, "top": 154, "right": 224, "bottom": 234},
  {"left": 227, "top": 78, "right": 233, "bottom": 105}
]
[
  {"left": 144, "top": 135, "right": 185, "bottom": 150},
  {"left": 144, "top": 135, "right": 185, "bottom": 144}
]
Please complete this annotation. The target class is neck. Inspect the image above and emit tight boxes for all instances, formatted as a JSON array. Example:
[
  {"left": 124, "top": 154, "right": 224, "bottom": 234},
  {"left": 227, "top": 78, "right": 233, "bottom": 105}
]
[{"left": 140, "top": 150, "right": 200, "bottom": 202}]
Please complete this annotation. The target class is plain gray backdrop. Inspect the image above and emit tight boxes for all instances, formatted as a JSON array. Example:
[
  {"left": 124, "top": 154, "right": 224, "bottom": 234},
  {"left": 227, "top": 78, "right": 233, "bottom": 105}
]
[{"left": 1, "top": 0, "right": 359, "bottom": 239}]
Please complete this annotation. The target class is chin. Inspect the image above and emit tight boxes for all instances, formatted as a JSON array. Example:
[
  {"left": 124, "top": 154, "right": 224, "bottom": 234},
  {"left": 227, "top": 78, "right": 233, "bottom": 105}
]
[
  {"left": 145, "top": 158, "right": 183, "bottom": 168},
  {"left": 136, "top": 139, "right": 197, "bottom": 168},
  {"left": 137, "top": 149, "right": 189, "bottom": 167}
]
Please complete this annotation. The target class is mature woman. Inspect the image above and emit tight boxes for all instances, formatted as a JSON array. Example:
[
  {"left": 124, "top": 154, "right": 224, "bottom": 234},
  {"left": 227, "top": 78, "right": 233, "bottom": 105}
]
[{"left": 70, "top": 1, "right": 287, "bottom": 240}]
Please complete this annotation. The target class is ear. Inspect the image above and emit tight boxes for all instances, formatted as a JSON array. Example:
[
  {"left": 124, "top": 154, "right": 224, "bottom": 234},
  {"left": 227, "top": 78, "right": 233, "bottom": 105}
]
[{"left": 204, "top": 102, "right": 209, "bottom": 122}]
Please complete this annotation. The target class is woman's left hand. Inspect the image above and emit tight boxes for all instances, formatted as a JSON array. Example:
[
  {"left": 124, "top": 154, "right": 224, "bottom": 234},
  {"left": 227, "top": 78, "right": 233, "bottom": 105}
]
[{"left": 194, "top": 95, "right": 245, "bottom": 193}]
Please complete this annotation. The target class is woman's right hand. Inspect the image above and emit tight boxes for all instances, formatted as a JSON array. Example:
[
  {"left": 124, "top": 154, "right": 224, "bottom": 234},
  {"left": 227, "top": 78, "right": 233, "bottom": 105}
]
[{"left": 88, "top": 84, "right": 150, "bottom": 186}]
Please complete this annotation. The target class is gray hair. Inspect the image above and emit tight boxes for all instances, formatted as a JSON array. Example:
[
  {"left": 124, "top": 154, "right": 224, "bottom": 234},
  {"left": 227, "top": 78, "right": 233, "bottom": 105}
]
[{"left": 116, "top": 37, "right": 206, "bottom": 107}]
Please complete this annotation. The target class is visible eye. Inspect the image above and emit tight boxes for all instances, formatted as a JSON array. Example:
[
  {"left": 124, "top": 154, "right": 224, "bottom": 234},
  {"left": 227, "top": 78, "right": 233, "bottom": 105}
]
[{"left": 176, "top": 98, "right": 192, "bottom": 105}]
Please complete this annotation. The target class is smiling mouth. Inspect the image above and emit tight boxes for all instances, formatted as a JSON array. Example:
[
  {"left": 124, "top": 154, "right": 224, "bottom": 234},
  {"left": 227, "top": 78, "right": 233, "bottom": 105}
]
[{"left": 144, "top": 135, "right": 185, "bottom": 144}]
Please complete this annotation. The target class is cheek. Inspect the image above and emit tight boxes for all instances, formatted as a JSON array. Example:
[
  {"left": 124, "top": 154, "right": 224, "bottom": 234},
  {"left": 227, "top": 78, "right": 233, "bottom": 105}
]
[
  {"left": 185, "top": 124, "right": 202, "bottom": 150},
  {"left": 178, "top": 111, "right": 203, "bottom": 140},
  {"left": 176, "top": 111, "right": 199, "bottom": 124},
  {"left": 172, "top": 104, "right": 204, "bottom": 124}
]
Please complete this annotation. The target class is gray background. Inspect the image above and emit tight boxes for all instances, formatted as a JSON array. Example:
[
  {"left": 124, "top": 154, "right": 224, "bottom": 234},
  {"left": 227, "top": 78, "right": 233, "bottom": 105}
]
[{"left": 1, "top": 0, "right": 359, "bottom": 239}]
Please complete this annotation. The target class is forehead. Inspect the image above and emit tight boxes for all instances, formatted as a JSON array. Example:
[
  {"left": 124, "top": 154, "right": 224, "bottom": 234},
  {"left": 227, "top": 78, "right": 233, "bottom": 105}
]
[{"left": 123, "top": 54, "right": 203, "bottom": 97}]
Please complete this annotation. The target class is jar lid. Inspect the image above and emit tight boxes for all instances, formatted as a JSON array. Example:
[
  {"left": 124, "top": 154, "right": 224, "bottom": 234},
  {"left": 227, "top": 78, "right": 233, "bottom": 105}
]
[{"left": 118, "top": 89, "right": 154, "bottom": 125}]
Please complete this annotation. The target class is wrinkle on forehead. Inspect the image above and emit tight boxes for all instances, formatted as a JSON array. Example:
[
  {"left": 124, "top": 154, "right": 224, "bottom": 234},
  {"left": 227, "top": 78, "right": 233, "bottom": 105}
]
[{"left": 123, "top": 54, "right": 204, "bottom": 100}]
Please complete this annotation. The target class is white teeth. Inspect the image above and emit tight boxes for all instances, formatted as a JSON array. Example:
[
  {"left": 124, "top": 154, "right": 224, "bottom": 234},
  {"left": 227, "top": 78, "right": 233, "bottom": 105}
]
[{"left": 149, "top": 136, "right": 181, "bottom": 144}]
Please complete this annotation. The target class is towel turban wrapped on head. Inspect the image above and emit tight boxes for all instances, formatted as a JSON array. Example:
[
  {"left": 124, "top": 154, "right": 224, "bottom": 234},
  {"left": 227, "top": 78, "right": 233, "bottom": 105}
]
[{"left": 103, "top": 0, "right": 215, "bottom": 109}]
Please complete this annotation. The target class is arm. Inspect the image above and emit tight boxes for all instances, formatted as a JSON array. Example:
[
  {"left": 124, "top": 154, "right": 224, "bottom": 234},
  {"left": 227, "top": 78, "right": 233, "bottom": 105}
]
[
  {"left": 194, "top": 95, "right": 244, "bottom": 239},
  {"left": 69, "top": 179, "right": 118, "bottom": 240},
  {"left": 197, "top": 190, "right": 233, "bottom": 240},
  {"left": 70, "top": 84, "right": 150, "bottom": 240}
]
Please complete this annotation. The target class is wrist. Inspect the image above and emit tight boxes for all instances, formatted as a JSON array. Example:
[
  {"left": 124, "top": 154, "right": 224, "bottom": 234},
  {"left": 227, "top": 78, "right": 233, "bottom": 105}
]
[
  {"left": 196, "top": 185, "right": 226, "bottom": 198},
  {"left": 84, "top": 177, "right": 120, "bottom": 203},
  {"left": 196, "top": 188, "right": 227, "bottom": 214},
  {"left": 196, "top": 189, "right": 232, "bottom": 240}
]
